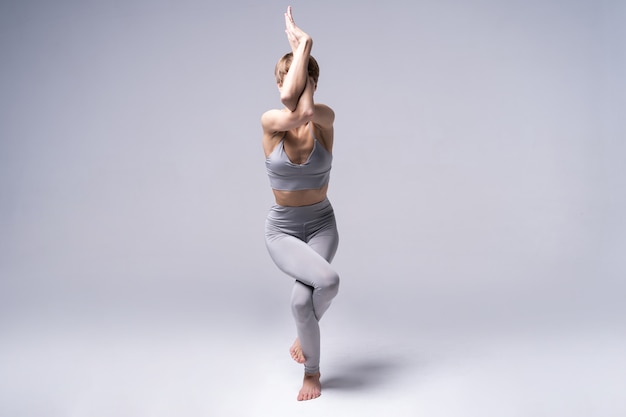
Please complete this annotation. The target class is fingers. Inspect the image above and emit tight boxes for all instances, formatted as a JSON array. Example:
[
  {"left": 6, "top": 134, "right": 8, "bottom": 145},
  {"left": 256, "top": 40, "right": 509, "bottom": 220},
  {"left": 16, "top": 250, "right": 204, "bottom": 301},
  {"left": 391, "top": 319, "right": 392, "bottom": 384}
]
[
  {"left": 284, "top": 5, "right": 309, "bottom": 50},
  {"left": 284, "top": 7, "right": 291, "bottom": 24},
  {"left": 285, "top": 5, "right": 295, "bottom": 31},
  {"left": 284, "top": 7, "right": 296, "bottom": 41},
  {"left": 284, "top": 12, "right": 291, "bottom": 29}
]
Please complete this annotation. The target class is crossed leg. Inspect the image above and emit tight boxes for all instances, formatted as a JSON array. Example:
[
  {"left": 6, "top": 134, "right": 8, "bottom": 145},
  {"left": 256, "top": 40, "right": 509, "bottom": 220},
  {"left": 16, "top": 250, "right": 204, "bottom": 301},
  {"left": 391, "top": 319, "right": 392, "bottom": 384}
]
[{"left": 266, "top": 229, "right": 339, "bottom": 400}]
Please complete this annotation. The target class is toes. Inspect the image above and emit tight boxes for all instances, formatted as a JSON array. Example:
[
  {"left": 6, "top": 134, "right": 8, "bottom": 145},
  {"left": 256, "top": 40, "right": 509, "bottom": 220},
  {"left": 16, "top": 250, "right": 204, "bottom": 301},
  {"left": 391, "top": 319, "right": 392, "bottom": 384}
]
[{"left": 297, "top": 389, "right": 321, "bottom": 401}]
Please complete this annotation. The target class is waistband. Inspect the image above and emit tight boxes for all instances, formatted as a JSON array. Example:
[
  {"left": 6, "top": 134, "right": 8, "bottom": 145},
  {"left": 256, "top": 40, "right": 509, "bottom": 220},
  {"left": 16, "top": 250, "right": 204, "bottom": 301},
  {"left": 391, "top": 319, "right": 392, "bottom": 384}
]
[{"left": 269, "top": 197, "right": 332, "bottom": 220}]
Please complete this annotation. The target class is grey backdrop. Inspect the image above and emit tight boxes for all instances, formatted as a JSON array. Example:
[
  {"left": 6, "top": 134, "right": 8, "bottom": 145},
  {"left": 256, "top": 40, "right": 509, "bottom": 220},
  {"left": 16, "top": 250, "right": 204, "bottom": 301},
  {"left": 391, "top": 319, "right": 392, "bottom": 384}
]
[{"left": 1, "top": 0, "right": 625, "bottom": 414}]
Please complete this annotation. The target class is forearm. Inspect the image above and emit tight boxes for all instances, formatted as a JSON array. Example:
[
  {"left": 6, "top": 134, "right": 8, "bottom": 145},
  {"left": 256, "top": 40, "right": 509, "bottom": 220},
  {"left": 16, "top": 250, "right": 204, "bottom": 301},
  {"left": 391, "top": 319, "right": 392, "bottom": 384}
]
[
  {"left": 280, "top": 37, "right": 312, "bottom": 111},
  {"left": 299, "top": 75, "right": 315, "bottom": 111},
  {"left": 282, "top": 76, "right": 315, "bottom": 128},
  {"left": 263, "top": 77, "right": 315, "bottom": 133}
]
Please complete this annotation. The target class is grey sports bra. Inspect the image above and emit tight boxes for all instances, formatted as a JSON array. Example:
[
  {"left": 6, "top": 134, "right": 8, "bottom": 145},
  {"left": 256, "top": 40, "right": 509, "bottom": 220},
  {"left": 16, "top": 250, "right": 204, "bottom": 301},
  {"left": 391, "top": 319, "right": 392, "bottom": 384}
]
[{"left": 265, "top": 125, "right": 332, "bottom": 191}]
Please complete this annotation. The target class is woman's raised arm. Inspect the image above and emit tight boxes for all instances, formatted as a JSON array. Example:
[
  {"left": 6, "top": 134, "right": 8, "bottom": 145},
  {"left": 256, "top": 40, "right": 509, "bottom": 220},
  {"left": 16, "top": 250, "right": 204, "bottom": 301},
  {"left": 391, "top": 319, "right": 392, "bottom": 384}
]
[
  {"left": 262, "top": 76, "right": 315, "bottom": 134},
  {"left": 279, "top": 6, "right": 313, "bottom": 111}
]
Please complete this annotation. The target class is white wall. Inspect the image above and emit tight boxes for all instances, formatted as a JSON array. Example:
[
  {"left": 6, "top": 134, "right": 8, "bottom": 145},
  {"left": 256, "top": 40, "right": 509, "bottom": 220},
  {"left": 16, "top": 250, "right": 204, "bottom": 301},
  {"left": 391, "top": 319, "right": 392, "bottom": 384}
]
[{"left": 1, "top": 0, "right": 624, "bottom": 333}]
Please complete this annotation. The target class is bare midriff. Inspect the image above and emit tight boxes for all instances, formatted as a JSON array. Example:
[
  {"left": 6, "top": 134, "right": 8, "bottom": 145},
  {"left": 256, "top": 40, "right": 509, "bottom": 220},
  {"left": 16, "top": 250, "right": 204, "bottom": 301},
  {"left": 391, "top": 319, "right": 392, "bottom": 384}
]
[{"left": 272, "top": 184, "right": 329, "bottom": 207}]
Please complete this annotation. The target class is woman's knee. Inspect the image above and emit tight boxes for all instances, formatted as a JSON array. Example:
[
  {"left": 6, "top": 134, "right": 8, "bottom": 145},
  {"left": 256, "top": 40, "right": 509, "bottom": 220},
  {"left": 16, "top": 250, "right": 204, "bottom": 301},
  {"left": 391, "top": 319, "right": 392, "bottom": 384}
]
[
  {"left": 291, "top": 289, "right": 313, "bottom": 320},
  {"left": 321, "top": 270, "right": 340, "bottom": 298}
]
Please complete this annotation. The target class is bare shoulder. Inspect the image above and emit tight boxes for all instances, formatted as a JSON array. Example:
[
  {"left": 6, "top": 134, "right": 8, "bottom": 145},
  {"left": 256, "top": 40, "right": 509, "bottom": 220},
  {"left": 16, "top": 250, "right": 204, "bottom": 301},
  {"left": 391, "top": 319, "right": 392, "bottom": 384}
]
[
  {"left": 312, "top": 104, "right": 335, "bottom": 152},
  {"left": 261, "top": 110, "right": 285, "bottom": 158},
  {"left": 314, "top": 103, "right": 335, "bottom": 124},
  {"left": 312, "top": 104, "right": 334, "bottom": 132},
  {"left": 261, "top": 109, "right": 282, "bottom": 132}
]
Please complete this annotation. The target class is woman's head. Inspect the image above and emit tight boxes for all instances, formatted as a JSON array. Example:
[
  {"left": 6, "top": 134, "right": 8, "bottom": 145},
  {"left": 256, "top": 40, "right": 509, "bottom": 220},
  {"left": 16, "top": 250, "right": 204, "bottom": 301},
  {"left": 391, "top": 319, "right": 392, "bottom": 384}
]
[{"left": 274, "top": 52, "right": 319, "bottom": 87}]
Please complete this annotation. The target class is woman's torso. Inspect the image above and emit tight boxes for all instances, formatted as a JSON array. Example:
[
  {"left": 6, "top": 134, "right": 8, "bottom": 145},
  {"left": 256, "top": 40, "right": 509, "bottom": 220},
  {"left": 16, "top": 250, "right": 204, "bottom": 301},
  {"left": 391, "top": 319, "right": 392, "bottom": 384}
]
[{"left": 264, "top": 122, "right": 332, "bottom": 207}]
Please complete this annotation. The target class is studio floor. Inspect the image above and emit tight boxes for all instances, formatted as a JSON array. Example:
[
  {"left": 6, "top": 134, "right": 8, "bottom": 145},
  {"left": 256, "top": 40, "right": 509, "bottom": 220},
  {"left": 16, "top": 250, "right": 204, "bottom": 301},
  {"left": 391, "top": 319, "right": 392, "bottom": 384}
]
[{"left": 1, "top": 312, "right": 624, "bottom": 417}]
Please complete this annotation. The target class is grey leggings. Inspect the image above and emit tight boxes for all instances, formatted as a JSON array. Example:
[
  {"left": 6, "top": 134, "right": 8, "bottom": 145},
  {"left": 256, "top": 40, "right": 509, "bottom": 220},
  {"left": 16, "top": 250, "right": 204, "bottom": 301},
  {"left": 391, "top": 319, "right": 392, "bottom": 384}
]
[{"left": 265, "top": 198, "right": 340, "bottom": 375}]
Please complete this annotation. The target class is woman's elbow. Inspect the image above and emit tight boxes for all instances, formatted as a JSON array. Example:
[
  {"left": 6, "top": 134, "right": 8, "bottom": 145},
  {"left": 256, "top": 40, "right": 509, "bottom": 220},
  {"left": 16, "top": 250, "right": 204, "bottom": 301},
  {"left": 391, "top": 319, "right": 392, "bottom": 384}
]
[
  {"left": 280, "top": 93, "right": 297, "bottom": 111},
  {"left": 302, "top": 107, "right": 315, "bottom": 120}
]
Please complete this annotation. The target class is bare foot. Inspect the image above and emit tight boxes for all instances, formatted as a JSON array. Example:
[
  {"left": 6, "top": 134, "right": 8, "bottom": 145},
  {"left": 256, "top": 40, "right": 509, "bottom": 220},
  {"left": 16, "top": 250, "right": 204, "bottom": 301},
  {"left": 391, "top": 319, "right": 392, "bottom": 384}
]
[
  {"left": 289, "top": 338, "right": 306, "bottom": 364},
  {"left": 297, "top": 372, "right": 321, "bottom": 401}
]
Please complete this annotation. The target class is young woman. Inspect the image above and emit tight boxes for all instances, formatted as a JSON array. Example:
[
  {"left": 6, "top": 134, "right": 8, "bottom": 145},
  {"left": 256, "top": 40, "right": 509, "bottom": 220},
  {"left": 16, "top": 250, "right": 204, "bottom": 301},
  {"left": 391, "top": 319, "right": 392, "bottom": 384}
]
[{"left": 261, "top": 6, "right": 339, "bottom": 401}]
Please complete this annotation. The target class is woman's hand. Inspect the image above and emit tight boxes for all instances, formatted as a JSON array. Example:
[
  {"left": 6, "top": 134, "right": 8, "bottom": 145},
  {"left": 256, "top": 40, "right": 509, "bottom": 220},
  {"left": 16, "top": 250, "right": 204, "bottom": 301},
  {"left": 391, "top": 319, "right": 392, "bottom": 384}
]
[{"left": 284, "top": 6, "right": 311, "bottom": 53}]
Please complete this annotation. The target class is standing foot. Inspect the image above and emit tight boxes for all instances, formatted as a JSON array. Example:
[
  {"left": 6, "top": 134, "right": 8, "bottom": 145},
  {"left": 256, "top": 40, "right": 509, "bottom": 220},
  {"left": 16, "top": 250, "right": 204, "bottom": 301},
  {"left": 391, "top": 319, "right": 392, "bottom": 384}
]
[
  {"left": 297, "top": 372, "right": 321, "bottom": 401},
  {"left": 289, "top": 338, "right": 306, "bottom": 364}
]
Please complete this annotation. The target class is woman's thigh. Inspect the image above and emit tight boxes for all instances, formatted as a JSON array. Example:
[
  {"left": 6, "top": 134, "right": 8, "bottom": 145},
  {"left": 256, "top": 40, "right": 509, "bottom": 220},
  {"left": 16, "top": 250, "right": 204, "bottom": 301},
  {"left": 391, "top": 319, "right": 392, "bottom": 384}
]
[
  {"left": 266, "top": 233, "right": 336, "bottom": 288},
  {"left": 307, "top": 226, "right": 339, "bottom": 263}
]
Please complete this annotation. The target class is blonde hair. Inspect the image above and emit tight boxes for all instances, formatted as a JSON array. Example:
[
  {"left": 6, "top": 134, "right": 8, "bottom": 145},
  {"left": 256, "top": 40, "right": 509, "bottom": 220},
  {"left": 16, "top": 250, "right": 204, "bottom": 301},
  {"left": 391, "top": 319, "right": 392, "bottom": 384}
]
[{"left": 274, "top": 52, "right": 320, "bottom": 86}]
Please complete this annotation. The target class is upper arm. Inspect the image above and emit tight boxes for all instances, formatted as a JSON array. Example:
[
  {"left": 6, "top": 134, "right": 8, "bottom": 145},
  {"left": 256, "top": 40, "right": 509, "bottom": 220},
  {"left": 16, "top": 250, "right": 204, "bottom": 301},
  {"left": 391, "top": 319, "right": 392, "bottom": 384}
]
[{"left": 261, "top": 108, "right": 312, "bottom": 134}]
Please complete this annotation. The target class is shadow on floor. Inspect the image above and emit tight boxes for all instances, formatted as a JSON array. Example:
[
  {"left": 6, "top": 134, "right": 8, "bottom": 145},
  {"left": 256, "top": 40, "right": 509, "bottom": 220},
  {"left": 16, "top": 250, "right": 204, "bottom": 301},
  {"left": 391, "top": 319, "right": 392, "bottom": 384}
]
[{"left": 322, "top": 353, "right": 413, "bottom": 392}]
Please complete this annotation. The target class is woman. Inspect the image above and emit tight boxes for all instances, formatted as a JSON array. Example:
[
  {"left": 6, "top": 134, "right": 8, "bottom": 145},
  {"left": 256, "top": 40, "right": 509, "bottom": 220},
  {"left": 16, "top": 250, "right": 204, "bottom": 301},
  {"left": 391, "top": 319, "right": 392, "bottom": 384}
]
[{"left": 261, "top": 6, "right": 339, "bottom": 401}]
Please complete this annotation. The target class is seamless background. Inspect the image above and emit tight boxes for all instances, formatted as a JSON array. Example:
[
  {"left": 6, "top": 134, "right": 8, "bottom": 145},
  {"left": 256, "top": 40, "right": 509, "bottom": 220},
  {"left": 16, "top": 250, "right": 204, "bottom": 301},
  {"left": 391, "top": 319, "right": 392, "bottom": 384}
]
[{"left": 1, "top": 1, "right": 625, "bottom": 416}]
